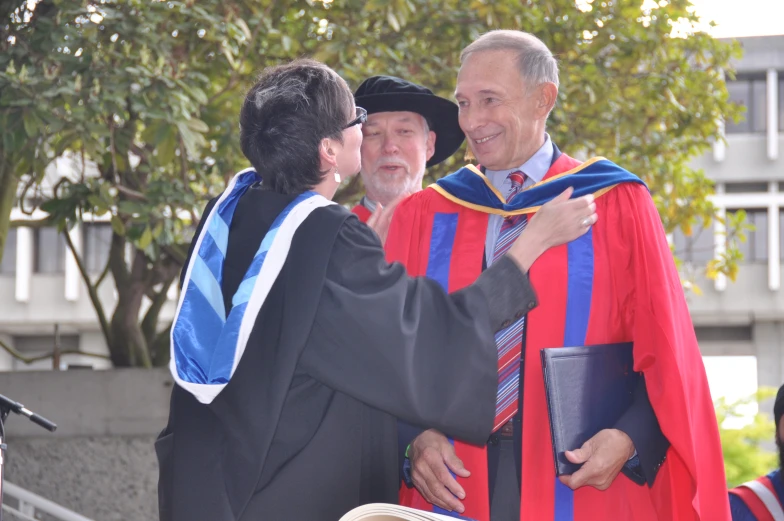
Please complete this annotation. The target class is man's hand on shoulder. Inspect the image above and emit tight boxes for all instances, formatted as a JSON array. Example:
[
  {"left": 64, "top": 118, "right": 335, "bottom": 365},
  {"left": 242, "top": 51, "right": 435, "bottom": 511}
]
[
  {"left": 558, "top": 428, "right": 635, "bottom": 491},
  {"left": 366, "top": 192, "right": 411, "bottom": 244},
  {"left": 409, "top": 429, "right": 470, "bottom": 514}
]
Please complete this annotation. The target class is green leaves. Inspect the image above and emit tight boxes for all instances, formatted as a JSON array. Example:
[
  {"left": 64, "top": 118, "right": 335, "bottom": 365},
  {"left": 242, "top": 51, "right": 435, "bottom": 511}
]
[
  {"left": 138, "top": 226, "right": 153, "bottom": 250},
  {"left": 22, "top": 110, "right": 42, "bottom": 137},
  {"left": 0, "top": 0, "right": 743, "bottom": 331},
  {"left": 176, "top": 120, "right": 208, "bottom": 159},
  {"left": 716, "top": 388, "right": 779, "bottom": 487},
  {"left": 110, "top": 215, "right": 126, "bottom": 235}
]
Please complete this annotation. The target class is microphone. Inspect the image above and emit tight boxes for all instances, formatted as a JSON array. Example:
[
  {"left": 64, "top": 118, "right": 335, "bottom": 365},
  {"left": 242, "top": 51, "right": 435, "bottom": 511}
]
[{"left": 0, "top": 394, "right": 56, "bottom": 432}]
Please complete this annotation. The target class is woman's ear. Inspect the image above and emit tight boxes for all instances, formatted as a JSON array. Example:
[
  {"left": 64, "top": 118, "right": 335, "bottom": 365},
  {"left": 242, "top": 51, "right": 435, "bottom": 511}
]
[{"left": 319, "top": 137, "right": 339, "bottom": 171}]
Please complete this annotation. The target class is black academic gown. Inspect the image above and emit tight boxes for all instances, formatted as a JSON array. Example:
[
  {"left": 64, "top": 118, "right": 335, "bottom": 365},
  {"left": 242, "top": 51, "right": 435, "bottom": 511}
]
[{"left": 156, "top": 186, "right": 538, "bottom": 521}]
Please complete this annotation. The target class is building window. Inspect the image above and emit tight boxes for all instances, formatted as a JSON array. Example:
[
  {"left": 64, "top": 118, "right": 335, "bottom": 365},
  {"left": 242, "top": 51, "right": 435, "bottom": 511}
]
[
  {"left": 780, "top": 211, "right": 784, "bottom": 261},
  {"left": 779, "top": 77, "right": 784, "bottom": 132},
  {"left": 83, "top": 223, "right": 112, "bottom": 273},
  {"left": 724, "top": 182, "right": 770, "bottom": 193},
  {"left": 34, "top": 227, "right": 66, "bottom": 274},
  {"left": 672, "top": 225, "right": 715, "bottom": 264},
  {"left": 13, "top": 334, "right": 80, "bottom": 353},
  {"left": 11, "top": 334, "right": 80, "bottom": 371},
  {"left": 730, "top": 209, "right": 768, "bottom": 264},
  {"left": 0, "top": 227, "right": 16, "bottom": 275},
  {"left": 726, "top": 77, "right": 767, "bottom": 134},
  {"left": 694, "top": 325, "right": 753, "bottom": 342}
]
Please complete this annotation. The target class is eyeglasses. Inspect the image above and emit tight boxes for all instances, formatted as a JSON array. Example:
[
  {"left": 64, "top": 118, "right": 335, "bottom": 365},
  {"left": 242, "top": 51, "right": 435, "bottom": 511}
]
[{"left": 344, "top": 106, "right": 367, "bottom": 129}]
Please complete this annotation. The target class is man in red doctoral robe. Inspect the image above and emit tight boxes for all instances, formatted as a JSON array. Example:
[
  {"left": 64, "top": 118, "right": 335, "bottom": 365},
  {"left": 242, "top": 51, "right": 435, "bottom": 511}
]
[
  {"left": 350, "top": 76, "right": 465, "bottom": 227},
  {"left": 386, "top": 30, "right": 730, "bottom": 521}
]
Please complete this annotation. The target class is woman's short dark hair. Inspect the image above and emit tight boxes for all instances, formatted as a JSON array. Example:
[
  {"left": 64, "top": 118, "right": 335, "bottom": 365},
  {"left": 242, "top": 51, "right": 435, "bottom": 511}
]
[{"left": 239, "top": 59, "right": 354, "bottom": 194}]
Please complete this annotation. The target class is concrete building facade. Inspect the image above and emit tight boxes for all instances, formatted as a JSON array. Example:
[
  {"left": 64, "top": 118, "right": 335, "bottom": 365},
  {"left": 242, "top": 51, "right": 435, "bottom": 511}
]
[
  {"left": 683, "top": 35, "right": 784, "bottom": 395},
  {"left": 0, "top": 156, "right": 178, "bottom": 371}
]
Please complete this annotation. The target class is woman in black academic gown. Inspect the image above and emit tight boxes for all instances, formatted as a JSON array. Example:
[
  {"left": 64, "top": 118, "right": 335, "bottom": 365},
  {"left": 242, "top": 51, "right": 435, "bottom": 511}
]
[{"left": 156, "top": 59, "right": 597, "bottom": 521}]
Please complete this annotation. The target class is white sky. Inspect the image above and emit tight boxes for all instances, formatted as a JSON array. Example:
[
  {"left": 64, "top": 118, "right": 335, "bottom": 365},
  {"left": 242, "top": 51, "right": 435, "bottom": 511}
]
[
  {"left": 703, "top": 356, "right": 760, "bottom": 426},
  {"left": 689, "top": 0, "right": 784, "bottom": 38}
]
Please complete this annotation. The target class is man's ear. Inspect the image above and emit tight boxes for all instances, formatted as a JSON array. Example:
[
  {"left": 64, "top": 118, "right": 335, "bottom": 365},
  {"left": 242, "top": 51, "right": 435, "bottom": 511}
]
[
  {"left": 319, "top": 137, "right": 339, "bottom": 171},
  {"left": 425, "top": 131, "right": 436, "bottom": 162},
  {"left": 537, "top": 82, "right": 558, "bottom": 119}
]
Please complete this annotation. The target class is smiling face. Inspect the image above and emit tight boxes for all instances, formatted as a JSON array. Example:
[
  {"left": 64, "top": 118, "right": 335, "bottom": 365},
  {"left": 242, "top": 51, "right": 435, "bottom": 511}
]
[
  {"left": 455, "top": 49, "right": 553, "bottom": 171},
  {"left": 359, "top": 110, "right": 435, "bottom": 206}
]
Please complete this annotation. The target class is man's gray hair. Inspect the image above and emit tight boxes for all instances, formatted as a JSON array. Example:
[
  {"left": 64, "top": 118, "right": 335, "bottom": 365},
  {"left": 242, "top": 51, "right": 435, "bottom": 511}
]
[{"left": 460, "top": 30, "right": 559, "bottom": 90}]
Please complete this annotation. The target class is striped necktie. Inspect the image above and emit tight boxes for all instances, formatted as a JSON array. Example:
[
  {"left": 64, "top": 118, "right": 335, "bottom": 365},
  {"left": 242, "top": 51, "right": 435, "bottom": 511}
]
[{"left": 491, "top": 170, "right": 527, "bottom": 431}]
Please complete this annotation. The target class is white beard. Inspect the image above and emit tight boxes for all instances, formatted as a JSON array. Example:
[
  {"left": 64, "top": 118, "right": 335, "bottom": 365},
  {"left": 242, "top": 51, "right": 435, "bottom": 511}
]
[{"left": 365, "top": 169, "right": 423, "bottom": 206}]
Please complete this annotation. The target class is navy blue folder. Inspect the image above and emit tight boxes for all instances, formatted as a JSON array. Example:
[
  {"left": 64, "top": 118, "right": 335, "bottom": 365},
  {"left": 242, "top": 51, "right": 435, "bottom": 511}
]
[{"left": 540, "top": 343, "right": 639, "bottom": 476}]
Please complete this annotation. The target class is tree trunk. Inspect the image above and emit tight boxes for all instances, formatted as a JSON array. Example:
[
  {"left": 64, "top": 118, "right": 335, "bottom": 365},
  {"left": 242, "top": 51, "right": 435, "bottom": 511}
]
[
  {"left": 110, "top": 282, "right": 152, "bottom": 367},
  {"left": 0, "top": 168, "right": 16, "bottom": 265},
  {"left": 107, "top": 245, "right": 153, "bottom": 368},
  {"left": 151, "top": 323, "right": 172, "bottom": 367}
]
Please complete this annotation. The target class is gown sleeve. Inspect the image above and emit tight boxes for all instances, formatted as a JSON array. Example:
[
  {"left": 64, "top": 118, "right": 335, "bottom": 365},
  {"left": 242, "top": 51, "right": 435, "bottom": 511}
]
[
  {"left": 614, "top": 182, "right": 730, "bottom": 519},
  {"left": 299, "top": 215, "right": 537, "bottom": 445}
]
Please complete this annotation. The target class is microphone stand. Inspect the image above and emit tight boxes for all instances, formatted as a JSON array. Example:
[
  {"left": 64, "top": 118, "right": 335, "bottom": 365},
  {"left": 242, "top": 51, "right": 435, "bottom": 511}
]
[{"left": 0, "top": 393, "right": 57, "bottom": 521}]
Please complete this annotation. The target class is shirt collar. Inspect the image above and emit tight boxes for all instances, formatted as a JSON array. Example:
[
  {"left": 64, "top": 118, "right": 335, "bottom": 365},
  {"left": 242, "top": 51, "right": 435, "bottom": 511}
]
[
  {"left": 485, "top": 133, "right": 553, "bottom": 187},
  {"left": 360, "top": 196, "right": 378, "bottom": 213}
]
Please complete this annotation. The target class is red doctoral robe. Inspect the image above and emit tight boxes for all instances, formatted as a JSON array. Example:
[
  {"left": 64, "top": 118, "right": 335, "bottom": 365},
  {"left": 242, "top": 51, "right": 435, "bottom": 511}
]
[
  {"left": 385, "top": 153, "right": 730, "bottom": 521},
  {"left": 351, "top": 203, "right": 372, "bottom": 223}
]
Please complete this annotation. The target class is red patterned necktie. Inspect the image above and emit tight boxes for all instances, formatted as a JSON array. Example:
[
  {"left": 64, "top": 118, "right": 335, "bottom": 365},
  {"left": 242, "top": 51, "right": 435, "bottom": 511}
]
[{"left": 491, "top": 170, "right": 527, "bottom": 431}]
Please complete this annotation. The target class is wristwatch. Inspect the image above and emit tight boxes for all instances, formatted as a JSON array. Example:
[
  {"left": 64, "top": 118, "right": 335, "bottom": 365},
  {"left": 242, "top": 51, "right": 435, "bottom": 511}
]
[{"left": 402, "top": 444, "right": 414, "bottom": 488}]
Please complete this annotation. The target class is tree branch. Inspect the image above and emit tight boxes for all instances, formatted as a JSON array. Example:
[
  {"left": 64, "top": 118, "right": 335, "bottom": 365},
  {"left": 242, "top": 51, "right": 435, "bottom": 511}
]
[
  {"left": 162, "top": 244, "right": 188, "bottom": 266},
  {"left": 62, "top": 228, "right": 114, "bottom": 349},
  {"left": 151, "top": 322, "right": 172, "bottom": 367},
  {"left": 52, "top": 176, "right": 71, "bottom": 199},
  {"left": 128, "top": 142, "right": 152, "bottom": 169},
  {"left": 141, "top": 278, "right": 174, "bottom": 347},
  {"left": 18, "top": 174, "right": 39, "bottom": 215},
  {"left": 10, "top": 218, "right": 51, "bottom": 228},
  {"left": 205, "top": 5, "right": 269, "bottom": 105},
  {"left": 115, "top": 185, "right": 147, "bottom": 201},
  {"left": 149, "top": 254, "right": 180, "bottom": 288},
  {"left": 95, "top": 254, "right": 112, "bottom": 288},
  {"left": 80, "top": 141, "right": 87, "bottom": 182},
  {"left": 178, "top": 134, "right": 188, "bottom": 184},
  {"left": 108, "top": 119, "right": 119, "bottom": 185},
  {"left": 108, "top": 231, "right": 130, "bottom": 288},
  {"left": 0, "top": 337, "right": 110, "bottom": 365}
]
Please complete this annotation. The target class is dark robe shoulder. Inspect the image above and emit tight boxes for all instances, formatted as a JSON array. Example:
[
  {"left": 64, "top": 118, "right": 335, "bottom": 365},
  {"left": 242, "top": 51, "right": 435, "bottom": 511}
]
[
  {"left": 159, "top": 188, "right": 349, "bottom": 521},
  {"left": 158, "top": 185, "right": 531, "bottom": 521}
]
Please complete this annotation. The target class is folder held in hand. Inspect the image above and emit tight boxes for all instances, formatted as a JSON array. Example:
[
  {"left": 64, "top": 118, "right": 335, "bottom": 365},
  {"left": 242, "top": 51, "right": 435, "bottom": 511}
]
[{"left": 540, "top": 343, "right": 639, "bottom": 476}]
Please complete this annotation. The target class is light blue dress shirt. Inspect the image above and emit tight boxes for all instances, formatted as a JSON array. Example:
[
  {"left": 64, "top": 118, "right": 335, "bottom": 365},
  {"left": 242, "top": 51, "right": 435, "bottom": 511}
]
[{"left": 484, "top": 134, "right": 553, "bottom": 266}]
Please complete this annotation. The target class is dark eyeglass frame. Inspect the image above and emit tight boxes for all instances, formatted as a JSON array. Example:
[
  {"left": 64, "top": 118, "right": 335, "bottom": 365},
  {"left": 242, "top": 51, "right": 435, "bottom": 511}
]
[{"left": 344, "top": 106, "right": 367, "bottom": 129}]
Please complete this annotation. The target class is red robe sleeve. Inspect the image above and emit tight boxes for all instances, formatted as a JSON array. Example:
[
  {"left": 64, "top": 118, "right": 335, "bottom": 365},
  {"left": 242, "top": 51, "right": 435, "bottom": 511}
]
[
  {"left": 350, "top": 204, "right": 372, "bottom": 224},
  {"left": 617, "top": 182, "right": 730, "bottom": 520}
]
